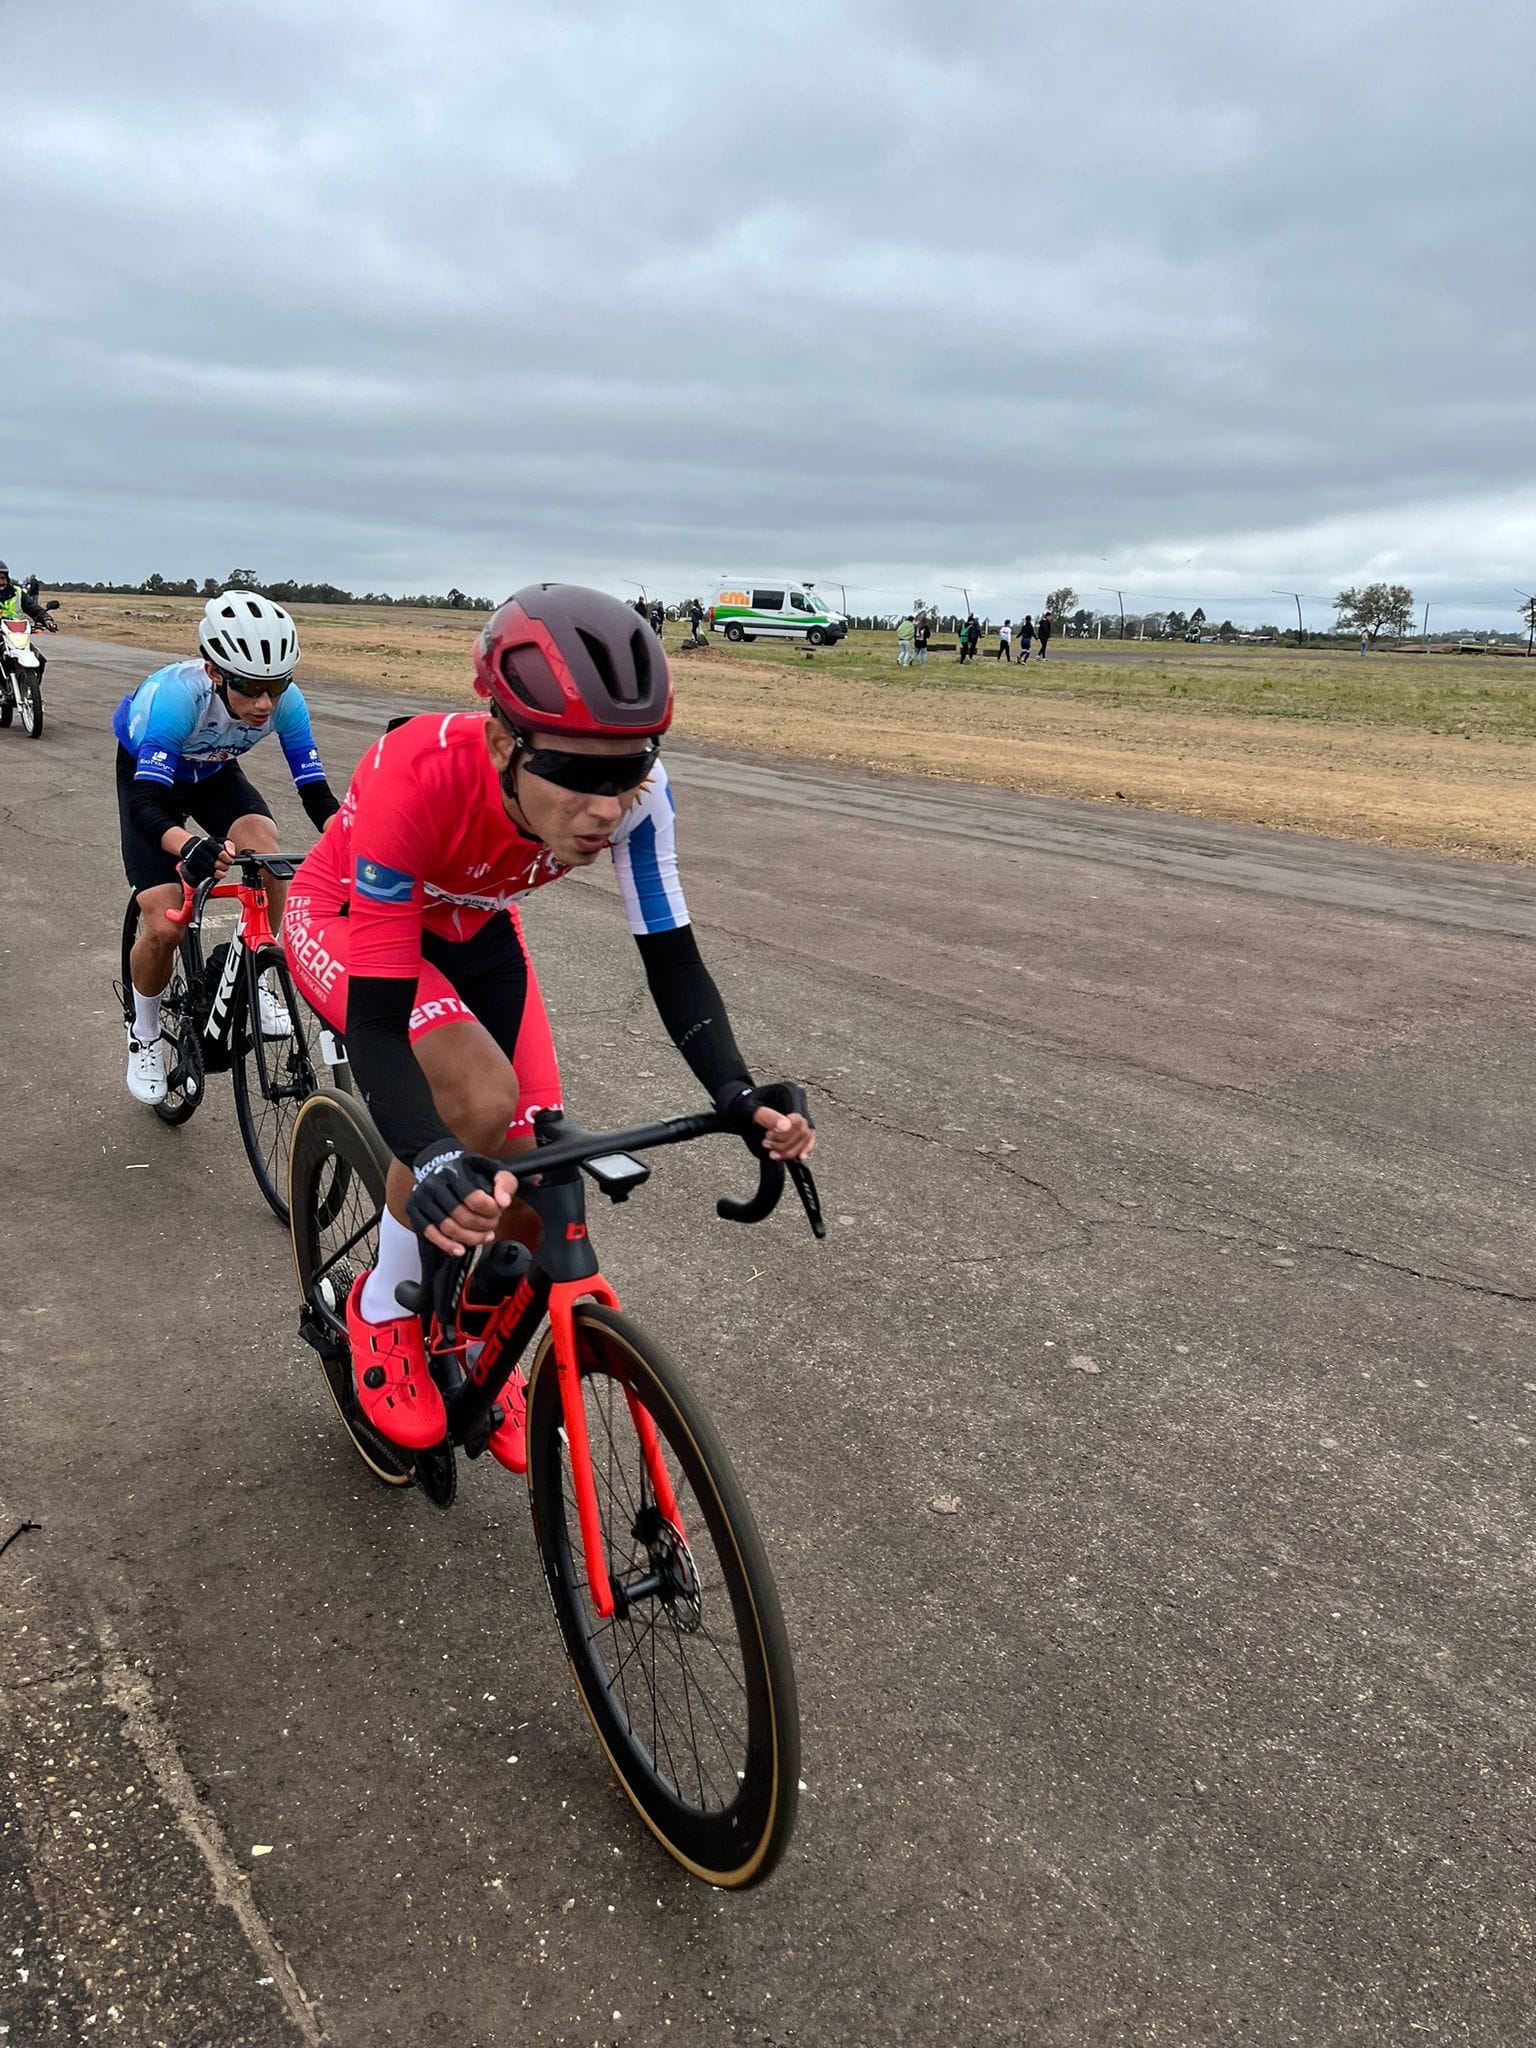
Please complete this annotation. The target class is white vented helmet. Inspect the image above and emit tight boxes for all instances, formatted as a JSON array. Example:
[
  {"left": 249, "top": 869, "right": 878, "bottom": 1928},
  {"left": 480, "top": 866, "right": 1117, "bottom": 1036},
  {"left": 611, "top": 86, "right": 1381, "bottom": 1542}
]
[{"left": 198, "top": 591, "right": 300, "bottom": 681}]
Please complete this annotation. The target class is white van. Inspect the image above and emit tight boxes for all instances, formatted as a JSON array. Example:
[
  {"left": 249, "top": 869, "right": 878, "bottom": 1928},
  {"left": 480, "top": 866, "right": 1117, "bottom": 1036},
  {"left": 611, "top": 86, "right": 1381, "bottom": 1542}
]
[{"left": 708, "top": 582, "right": 848, "bottom": 646}]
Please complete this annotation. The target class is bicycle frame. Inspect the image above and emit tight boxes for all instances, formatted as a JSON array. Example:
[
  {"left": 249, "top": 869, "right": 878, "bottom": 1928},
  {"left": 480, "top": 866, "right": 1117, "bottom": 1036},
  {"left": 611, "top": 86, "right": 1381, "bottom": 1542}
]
[
  {"left": 409, "top": 1105, "right": 824, "bottom": 1618},
  {"left": 163, "top": 855, "right": 293, "bottom": 1061},
  {"left": 420, "top": 1152, "right": 678, "bottom": 1620}
]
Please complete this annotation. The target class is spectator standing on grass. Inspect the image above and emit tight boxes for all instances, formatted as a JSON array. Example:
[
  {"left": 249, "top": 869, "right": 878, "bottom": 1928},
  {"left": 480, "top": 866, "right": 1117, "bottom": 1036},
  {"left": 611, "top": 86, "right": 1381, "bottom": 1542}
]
[
  {"left": 998, "top": 618, "right": 1012, "bottom": 663},
  {"left": 913, "top": 615, "right": 929, "bottom": 666},
  {"left": 957, "top": 614, "right": 977, "bottom": 664},
  {"left": 688, "top": 596, "right": 704, "bottom": 640},
  {"left": 1037, "top": 609, "right": 1053, "bottom": 660},
  {"left": 1360, "top": 629, "right": 1369, "bottom": 656},
  {"left": 650, "top": 601, "right": 665, "bottom": 638},
  {"left": 895, "top": 615, "right": 915, "bottom": 666},
  {"left": 1018, "top": 614, "right": 1034, "bottom": 663}
]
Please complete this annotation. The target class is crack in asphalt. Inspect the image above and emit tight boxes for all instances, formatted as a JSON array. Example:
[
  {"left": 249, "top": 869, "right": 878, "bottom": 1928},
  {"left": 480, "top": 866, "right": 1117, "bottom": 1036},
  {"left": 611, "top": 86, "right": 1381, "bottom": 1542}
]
[{"left": 806, "top": 1075, "right": 1536, "bottom": 1302}]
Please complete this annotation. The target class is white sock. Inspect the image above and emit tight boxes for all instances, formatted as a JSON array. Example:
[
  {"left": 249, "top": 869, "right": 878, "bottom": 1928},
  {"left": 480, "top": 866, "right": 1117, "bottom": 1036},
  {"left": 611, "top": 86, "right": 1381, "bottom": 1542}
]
[
  {"left": 360, "top": 1209, "right": 422, "bottom": 1324},
  {"left": 132, "top": 990, "right": 162, "bottom": 1043}
]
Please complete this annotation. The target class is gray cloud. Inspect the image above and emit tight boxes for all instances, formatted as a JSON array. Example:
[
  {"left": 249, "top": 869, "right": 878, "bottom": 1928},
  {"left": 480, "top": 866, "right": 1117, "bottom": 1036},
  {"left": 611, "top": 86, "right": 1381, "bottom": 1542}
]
[{"left": 5, "top": 0, "right": 1531, "bottom": 625}]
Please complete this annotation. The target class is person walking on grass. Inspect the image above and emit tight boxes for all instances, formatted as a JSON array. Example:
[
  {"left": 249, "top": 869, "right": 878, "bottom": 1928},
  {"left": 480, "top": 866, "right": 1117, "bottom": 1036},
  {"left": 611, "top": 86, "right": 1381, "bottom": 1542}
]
[
  {"left": 1018, "top": 614, "right": 1034, "bottom": 663},
  {"left": 998, "top": 618, "right": 1013, "bottom": 663},
  {"left": 913, "top": 615, "right": 929, "bottom": 666},
  {"left": 895, "top": 615, "right": 915, "bottom": 666},
  {"left": 1037, "top": 609, "right": 1053, "bottom": 660}
]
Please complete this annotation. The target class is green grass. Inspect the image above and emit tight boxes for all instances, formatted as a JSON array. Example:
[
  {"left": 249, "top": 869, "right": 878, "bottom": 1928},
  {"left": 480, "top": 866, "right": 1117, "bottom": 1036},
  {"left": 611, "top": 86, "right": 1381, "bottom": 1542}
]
[{"left": 673, "top": 629, "right": 1536, "bottom": 741}]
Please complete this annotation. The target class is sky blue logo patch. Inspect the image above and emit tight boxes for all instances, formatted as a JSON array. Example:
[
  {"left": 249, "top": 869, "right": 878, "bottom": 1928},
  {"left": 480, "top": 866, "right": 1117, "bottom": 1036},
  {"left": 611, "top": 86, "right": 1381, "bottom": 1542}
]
[{"left": 354, "top": 857, "right": 414, "bottom": 904}]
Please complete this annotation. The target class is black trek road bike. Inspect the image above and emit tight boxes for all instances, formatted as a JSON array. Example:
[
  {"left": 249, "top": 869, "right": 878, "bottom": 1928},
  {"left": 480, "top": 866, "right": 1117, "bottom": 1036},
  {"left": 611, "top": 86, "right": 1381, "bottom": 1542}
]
[
  {"left": 118, "top": 850, "right": 342, "bottom": 1221},
  {"left": 289, "top": 1086, "right": 824, "bottom": 1887}
]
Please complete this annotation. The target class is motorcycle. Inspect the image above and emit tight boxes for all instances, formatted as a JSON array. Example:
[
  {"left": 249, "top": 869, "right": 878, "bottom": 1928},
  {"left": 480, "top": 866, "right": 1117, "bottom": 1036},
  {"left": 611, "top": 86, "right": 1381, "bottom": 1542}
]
[{"left": 0, "top": 601, "right": 57, "bottom": 739}]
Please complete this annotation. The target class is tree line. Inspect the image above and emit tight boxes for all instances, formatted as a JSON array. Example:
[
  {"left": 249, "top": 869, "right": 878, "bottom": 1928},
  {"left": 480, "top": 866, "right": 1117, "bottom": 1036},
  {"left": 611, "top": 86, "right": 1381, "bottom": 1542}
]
[{"left": 42, "top": 568, "right": 496, "bottom": 612}]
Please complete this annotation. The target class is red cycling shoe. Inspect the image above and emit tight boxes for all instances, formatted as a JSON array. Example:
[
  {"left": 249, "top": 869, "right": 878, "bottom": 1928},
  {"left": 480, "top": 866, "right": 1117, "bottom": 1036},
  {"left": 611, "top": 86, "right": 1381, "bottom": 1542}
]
[
  {"left": 485, "top": 1370, "right": 527, "bottom": 1475},
  {"left": 346, "top": 1276, "right": 448, "bottom": 1450}
]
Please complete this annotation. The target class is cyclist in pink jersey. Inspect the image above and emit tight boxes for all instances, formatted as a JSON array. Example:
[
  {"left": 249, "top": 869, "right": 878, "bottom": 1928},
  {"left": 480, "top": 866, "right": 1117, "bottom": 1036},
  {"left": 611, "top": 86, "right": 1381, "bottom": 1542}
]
[{"left": 283, "top": 583, "right": 814, "bottom": 1462}]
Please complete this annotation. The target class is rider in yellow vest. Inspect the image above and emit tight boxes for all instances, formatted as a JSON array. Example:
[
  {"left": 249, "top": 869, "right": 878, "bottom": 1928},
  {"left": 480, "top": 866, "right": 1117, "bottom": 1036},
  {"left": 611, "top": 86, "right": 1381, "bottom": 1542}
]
[{"left": 0, "top": 565, "right": 54, "bottom": 676}]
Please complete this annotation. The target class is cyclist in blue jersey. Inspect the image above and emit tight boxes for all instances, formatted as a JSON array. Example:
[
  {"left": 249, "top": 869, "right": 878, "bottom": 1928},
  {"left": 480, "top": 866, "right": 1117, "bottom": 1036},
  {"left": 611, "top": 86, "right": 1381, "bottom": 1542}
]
[{"left": 114, "top": 590, "right": 340, "bottom": 1105}]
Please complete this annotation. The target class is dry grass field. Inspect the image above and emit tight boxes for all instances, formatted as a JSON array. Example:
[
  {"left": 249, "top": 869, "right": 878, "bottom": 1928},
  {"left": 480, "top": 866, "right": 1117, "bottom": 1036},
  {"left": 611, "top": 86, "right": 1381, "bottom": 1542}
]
[{"left": 62, "top": 593, "right": 1536, "bottom": 862}]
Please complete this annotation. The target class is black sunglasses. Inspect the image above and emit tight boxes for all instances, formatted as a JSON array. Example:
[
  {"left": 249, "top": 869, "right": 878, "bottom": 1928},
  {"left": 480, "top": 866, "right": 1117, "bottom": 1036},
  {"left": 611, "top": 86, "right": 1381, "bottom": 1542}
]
[
  {"left": 221, "top": 668, "right": 294, "bottom": 700},
  {"left": 518, "top": 741, "right": 659, "bottom": 797}
]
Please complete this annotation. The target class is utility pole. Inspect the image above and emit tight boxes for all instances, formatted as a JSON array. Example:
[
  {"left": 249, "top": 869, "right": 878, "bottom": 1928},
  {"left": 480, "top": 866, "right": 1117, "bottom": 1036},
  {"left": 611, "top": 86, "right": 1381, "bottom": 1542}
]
[
  {"left": 944, "top": 583, "right": 972, "bottom": 629},
  {"left": 1099, "top": 588, "right": 1126, "bottom": 639},
  {"left": 1273, "top": 590, "right": 1305, "bottom": 646},
  {"left": 1422, "top": 602, "right": 1430, "bottom": 650}
]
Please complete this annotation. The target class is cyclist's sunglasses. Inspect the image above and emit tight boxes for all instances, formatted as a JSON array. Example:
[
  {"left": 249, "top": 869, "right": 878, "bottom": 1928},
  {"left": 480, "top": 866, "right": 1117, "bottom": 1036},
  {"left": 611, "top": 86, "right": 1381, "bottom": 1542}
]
[
  {"left": 219, "top": 667, "right": 294, "bottom": 701},
  {"left": 518, "top": 740, "right": 660, "bottom": 797}
]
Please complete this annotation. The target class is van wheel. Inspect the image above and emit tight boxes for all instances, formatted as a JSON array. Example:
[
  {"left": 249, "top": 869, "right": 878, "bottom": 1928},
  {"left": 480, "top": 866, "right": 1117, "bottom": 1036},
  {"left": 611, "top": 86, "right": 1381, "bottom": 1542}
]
[
  {"left": 724, "top": 623, "right": 744, "bottom": 644},
  {"left": 744, "top": 635, "right": 757, "bottom": 643},
  {"left": 806, "top": 628, "right": 826, "bottom": 647}
]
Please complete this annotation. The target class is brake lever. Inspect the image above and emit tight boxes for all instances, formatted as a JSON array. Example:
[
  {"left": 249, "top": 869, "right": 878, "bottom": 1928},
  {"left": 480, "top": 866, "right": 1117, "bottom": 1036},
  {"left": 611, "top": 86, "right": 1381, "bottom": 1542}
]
[{"left": 787, "top": 1159, "right": 826, "bottom": 1240}]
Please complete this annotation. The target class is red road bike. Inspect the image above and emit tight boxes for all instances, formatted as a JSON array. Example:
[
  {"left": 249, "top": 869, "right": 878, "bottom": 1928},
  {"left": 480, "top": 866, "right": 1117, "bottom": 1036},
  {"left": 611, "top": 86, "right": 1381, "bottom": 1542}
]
[
  {"left": 118, "top": 850, "right": 341, "bottom": 1220},
  {"left": 288, "top": 1084, "right": 823, "bottom": 1887}
]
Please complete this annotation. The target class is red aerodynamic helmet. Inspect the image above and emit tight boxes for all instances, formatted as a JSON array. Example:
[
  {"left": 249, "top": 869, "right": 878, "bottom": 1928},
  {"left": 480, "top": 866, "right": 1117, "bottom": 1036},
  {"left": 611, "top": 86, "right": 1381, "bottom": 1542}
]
[{"left": 473, "top": 583, "right": 674, "bottom": 738}]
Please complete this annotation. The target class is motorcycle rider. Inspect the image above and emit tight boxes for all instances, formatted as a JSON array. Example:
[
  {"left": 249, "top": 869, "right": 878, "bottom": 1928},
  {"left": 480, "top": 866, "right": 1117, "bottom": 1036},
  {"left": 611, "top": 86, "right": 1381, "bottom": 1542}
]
[{"left": 0, "top": 562, "right": 56, "bottom": 679}]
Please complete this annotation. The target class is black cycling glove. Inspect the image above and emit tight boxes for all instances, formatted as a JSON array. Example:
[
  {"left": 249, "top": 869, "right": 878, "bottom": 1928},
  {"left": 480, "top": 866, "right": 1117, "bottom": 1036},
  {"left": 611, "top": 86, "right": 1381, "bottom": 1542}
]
[
  {"left": 715, "top": 1079, "right": 812, "bottom": 1149},
  {"left": 406, "top": 1144, "right": 508, "bottom": 1237},
  {"left": 177, "top": 834, "right": 225, "bottom": 885}
]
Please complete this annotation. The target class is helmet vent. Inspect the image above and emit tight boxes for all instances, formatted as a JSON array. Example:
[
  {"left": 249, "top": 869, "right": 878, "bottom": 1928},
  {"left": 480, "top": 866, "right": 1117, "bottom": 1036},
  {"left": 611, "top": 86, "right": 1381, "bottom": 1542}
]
[
  {"left": 499, "top": 643, "right": 560, "bottom": 711},
  {"left": 578, "top": 626, "right": 625, "bottom": 705}
]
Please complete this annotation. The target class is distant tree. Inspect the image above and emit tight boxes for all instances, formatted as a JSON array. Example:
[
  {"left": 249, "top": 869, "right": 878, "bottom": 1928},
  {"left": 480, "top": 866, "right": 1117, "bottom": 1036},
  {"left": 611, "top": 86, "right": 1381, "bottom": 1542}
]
[
  {"left": 1044, "top": 585, "right": 1077, "bottom": 620},
  {"left": 1217, "top": 619, "right": 1237, "bottom": 641},
  {"left": 1334, "top": 582, "right": 1414, "bottom": 642},
  {"left": 142, "top": 572, "right": 168, "bottom": 594},
  {"left": 224, "top": 567, "right": 260, "bottom": 590},
  {"left": 1189, "top": 607, "right": 1207, "bottom": 637},
  {"left": 201, "top": 577, "right": 219, "bottom": 598},
  {"left": 446, "top": 587, "right": 468, "bottom": 609},
  {"left": 1520, "top": 594, "right": 1536, "bottom": 655},
  {"left": 1165, "top": 609, "right": 1188, "bottom": 639}
]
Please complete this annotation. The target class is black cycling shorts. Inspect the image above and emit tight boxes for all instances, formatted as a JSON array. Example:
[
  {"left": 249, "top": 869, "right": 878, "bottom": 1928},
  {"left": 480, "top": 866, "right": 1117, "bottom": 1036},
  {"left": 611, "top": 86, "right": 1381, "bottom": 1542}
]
[{"left": 116, "top": 745, "right": 274, "bottom": 894}]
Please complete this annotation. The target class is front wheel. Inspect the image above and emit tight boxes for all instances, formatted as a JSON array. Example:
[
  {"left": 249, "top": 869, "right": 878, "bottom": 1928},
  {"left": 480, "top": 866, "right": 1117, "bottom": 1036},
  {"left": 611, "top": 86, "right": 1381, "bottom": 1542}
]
[
  {"left": 526, "top": 1305, "right": 799, "bottom": 1887},
  {"left": 231, "top": 945, "right": 321, "bottom": 1221},
  {"left": 0, "top": 671, "right": 12, "bottom": 727},
  {"left": 16, "top": 671, "right": 42, "bottom": 737},
  {"left": 806, "top": 628, "right": 826, "bottom": 647}
]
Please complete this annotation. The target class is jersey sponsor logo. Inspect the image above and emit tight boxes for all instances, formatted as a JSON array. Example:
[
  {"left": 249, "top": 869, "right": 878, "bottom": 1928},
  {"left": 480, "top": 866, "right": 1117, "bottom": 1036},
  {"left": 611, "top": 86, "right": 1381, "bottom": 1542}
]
[
  {"left": 355, "top": 857, "right": 415, "bottom": 904},
  {"left": 408, "top": 994, "right": 471, "bottom": 1033}
]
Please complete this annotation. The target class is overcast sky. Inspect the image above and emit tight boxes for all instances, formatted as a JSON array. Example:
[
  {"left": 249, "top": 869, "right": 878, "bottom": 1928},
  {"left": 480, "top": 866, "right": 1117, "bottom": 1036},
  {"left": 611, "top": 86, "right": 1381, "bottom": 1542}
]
[{"left": 6, "top": 0, "right": 1530, "bottom": 626}]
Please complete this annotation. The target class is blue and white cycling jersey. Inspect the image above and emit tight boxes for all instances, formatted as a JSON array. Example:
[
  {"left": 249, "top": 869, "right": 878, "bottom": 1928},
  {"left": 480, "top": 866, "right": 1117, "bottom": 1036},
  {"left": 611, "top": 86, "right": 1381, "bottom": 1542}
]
[
  {"left": 111, "top": 659, "right": 327, "bottom": 789},
  {"left": 610, "top": 762, "right": 688, "bottom": 935}
]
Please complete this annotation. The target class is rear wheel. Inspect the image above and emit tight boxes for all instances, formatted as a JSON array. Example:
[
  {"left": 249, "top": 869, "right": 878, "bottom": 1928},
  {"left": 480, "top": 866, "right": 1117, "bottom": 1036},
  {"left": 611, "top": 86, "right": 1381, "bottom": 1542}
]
[
  {"left": 17, "top": 672, "right": 42, "bottom": 737},
  {"left": 724, "top": 623, "right": 744, "bottom": 643},
  {"left": 526, "top": 1305, "right": 799, "bottom": 1887},
  {"left": 0, "top": 672, "right": 12, "bottom": 726},
  {"left": 120, "top": 898, "right": 204, "bottom": 1126},
  {"left": 231, "top": 945, "right": 321, "bottom": 1221},
  {"left": 289, "top": 1088, "right": 414, "bottom": 1487}
]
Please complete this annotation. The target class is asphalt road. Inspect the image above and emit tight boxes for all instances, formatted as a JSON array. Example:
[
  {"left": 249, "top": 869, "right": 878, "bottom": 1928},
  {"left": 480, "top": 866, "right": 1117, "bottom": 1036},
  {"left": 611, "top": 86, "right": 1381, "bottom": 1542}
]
[{"left": 2, "top": 639, "right": 1534, "bottom": 2046}]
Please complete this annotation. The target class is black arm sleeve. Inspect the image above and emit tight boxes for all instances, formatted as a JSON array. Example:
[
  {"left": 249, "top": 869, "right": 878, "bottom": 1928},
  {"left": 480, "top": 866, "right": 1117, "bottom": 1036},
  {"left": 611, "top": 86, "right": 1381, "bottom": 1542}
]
[
  {"left": 126, "top": 777, "right": 188, "bottom": 849},
  {"left": 300, "top": 778, "right": 341, "bottom": 831},
  {"left": 634, "top": 925, "right": 752, "bottom": 1103},
  {"left": 345, "top": 974, "right": 454, "bottom": 1167}
]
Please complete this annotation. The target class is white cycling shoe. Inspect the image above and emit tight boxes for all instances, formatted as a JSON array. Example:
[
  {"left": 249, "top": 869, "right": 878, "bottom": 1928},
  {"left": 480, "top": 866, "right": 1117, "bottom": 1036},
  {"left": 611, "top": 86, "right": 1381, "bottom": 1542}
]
[
  {"left": 125, "top": 1031, "right": 167, "bottom": 1106},
  {"left": 258, "top": 984, "right": 293, "bottom": 1038}
]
